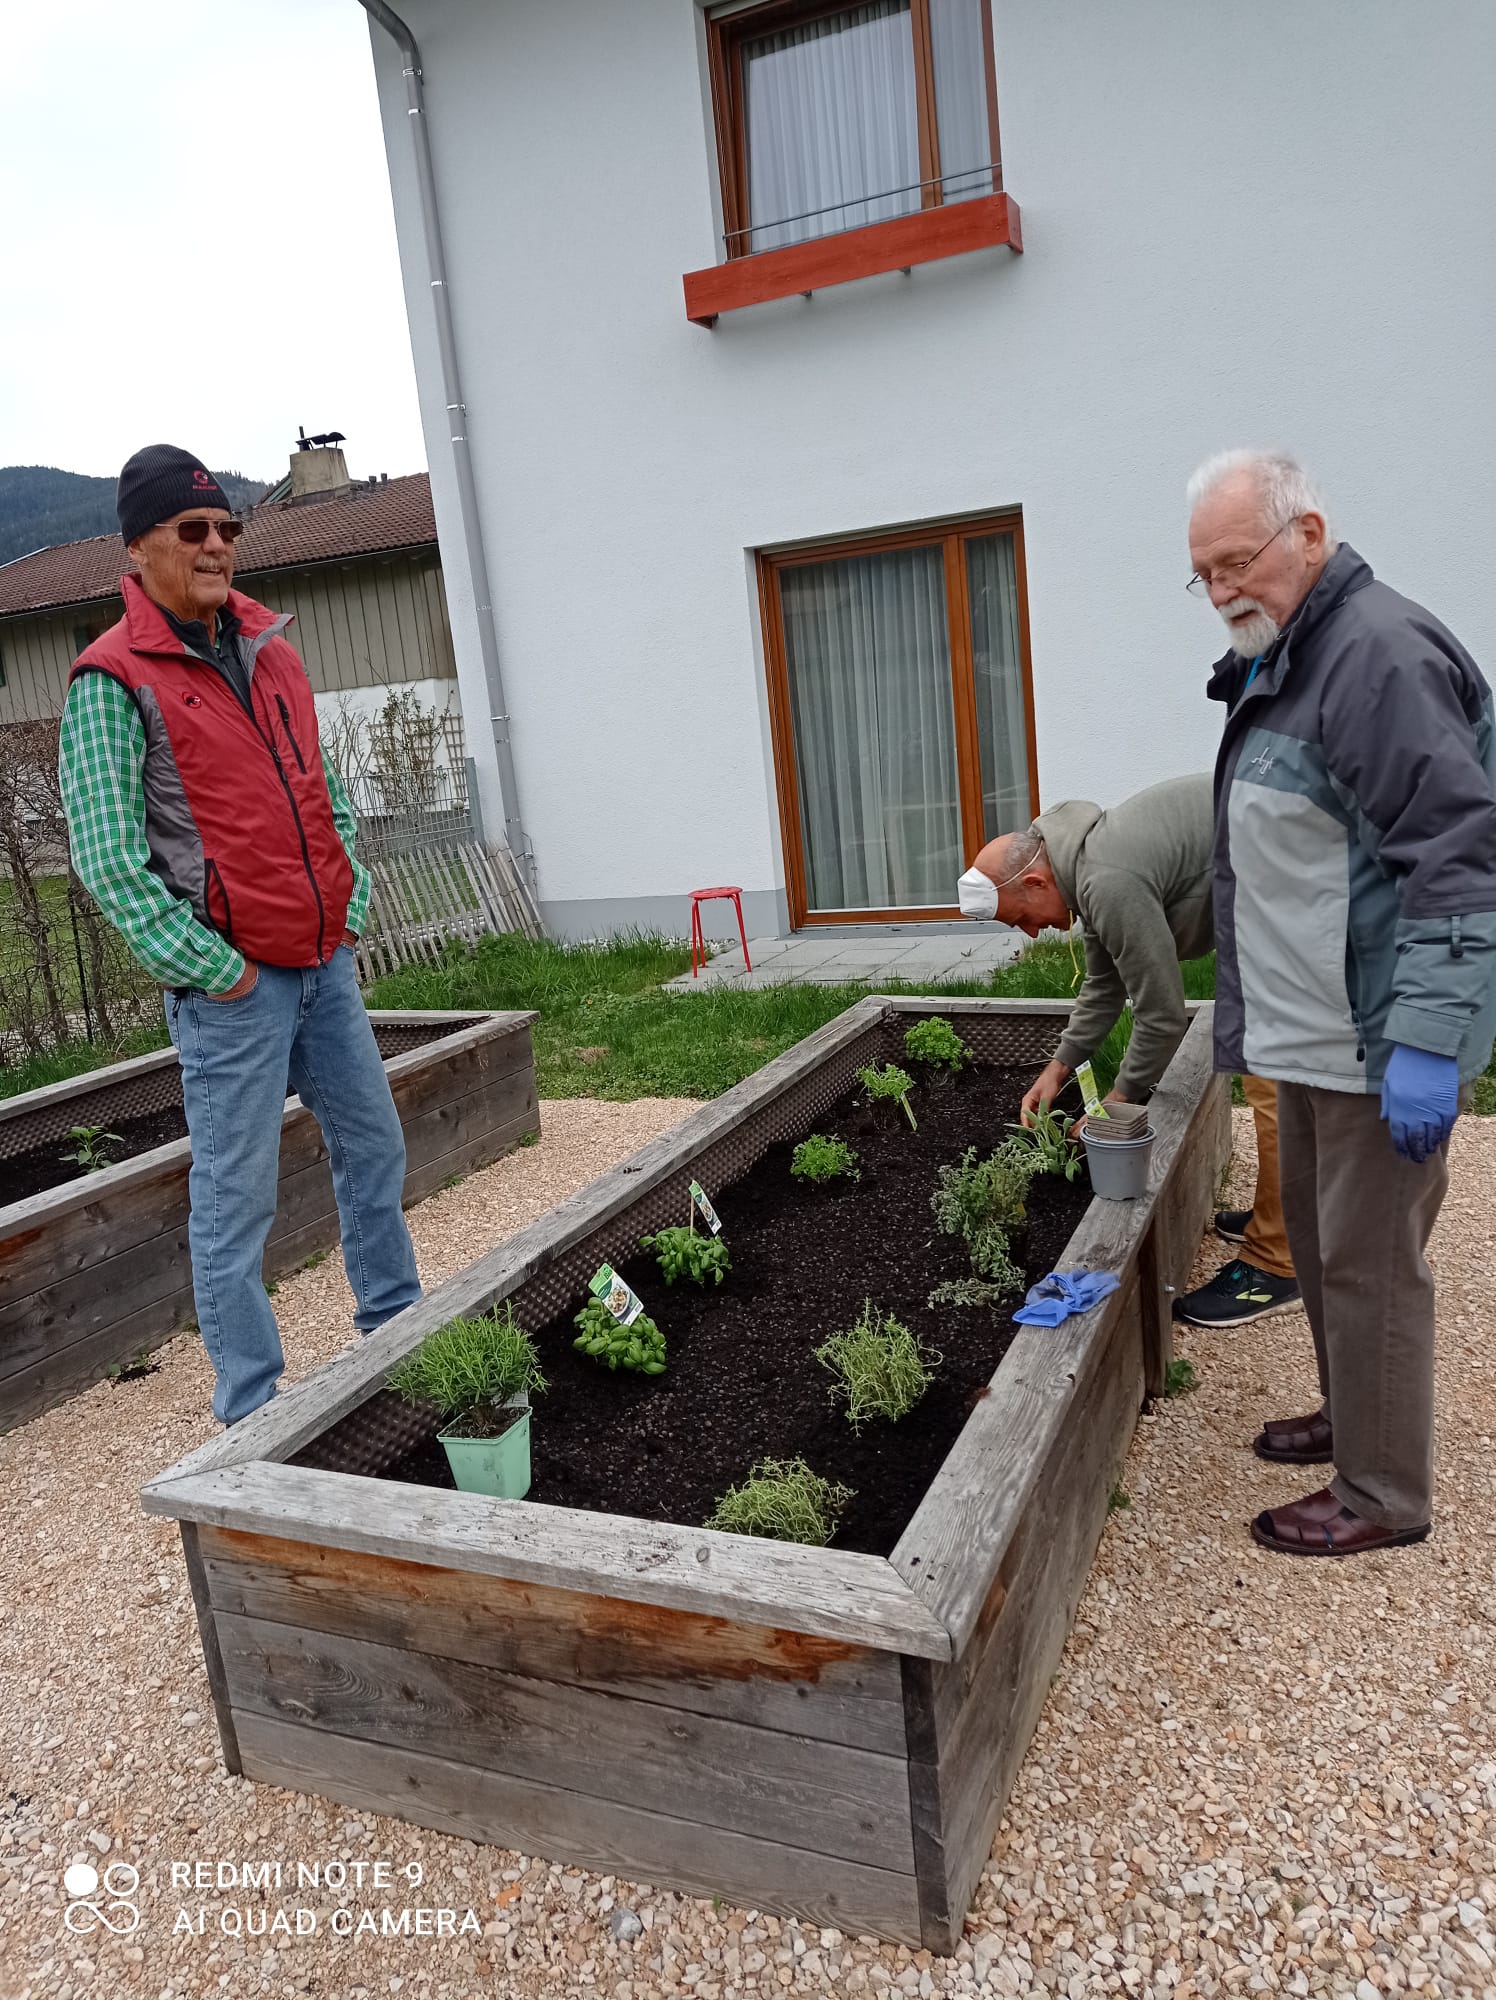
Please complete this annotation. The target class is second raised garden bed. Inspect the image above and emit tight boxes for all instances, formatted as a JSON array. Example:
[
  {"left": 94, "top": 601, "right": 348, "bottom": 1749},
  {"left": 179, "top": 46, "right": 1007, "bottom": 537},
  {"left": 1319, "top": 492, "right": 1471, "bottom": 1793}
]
[
  {"left": 144, "top": 996, "right": 1229, "bottom": 1950},
  {"left": 1, "top": 1009, "right": 538, "bottom": 1431}
]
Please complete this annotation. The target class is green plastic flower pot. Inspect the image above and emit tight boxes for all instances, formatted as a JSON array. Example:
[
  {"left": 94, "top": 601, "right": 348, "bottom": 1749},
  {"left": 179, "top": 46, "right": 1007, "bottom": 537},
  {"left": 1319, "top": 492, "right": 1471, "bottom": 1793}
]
[{"left": 437, "top": 1391, "right": 531, "bottom": 1499}]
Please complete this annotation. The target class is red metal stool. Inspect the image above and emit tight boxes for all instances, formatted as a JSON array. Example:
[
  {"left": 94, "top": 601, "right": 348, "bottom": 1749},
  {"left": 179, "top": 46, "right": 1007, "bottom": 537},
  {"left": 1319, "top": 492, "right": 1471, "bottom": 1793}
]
[{"left": 689, "top": 886, "right": 752, "bottom": 978}]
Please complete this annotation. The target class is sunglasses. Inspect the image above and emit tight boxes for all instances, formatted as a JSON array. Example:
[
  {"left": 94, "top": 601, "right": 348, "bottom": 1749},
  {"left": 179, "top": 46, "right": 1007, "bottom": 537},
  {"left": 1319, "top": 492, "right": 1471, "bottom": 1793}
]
[{"left": 156, "top": 518, "right": 245, "bottom": 544}]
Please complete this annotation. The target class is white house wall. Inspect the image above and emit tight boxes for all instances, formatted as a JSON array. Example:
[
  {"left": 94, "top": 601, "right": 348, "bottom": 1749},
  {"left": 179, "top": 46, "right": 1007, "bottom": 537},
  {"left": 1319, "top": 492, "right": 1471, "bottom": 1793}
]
[{"left": 367, "top": 0, "right": 1496, "bottom": 940}]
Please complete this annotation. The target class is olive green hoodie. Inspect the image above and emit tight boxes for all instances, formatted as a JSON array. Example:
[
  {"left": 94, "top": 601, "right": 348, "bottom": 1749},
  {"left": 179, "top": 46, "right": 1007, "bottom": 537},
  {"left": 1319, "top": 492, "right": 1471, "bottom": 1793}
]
[{"left": 1036, "top": 773, "right": 1213, "bottom": 1102}]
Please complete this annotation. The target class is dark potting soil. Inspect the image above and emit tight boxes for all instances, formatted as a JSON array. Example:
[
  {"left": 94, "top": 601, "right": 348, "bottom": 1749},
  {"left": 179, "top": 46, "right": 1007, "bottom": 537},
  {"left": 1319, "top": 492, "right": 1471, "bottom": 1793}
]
[
  {"left": 0, "top": 1104, "right": 188, "bottom": 1209},
  {"left": 379, "top": 1062, "right": 1092, "bottom": 1557}
]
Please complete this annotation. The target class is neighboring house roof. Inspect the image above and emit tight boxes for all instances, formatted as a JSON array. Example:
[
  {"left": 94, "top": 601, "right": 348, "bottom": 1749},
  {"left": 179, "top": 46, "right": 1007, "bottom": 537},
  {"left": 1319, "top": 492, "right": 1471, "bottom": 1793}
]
[{"left": 0, "top": 473, "right": 437, "bottom": 619}]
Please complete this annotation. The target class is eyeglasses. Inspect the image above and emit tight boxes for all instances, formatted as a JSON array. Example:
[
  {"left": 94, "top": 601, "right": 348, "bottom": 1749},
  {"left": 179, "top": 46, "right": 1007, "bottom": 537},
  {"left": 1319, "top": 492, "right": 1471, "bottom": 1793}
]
[
  {"left": 1186, "top": 517, "right": 1294, "bottom": 596},
  {"left": 155, "top": 518, "right": 245, "bottom": 545}
]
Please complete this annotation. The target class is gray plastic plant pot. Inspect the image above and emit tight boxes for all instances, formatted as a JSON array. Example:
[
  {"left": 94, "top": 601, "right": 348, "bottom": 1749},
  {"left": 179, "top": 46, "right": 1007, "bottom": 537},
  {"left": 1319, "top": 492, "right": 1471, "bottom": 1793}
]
[
  {"left": 437, "top": 1390, "right": 531, "bottom": 1499},
  {"left": 1080, "top": 1125, "right": 1155, "bottom": 1201}
]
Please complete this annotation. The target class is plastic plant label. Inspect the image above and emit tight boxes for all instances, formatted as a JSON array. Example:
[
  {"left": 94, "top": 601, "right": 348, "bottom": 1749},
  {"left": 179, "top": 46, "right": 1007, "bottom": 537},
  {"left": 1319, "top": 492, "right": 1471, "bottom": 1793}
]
[
  {"left": 589, "top": 1264, "right": 644, "bottom": 1326},
  {"left": 1075, "top": 1060, "right": 1107, "bottom": 1118},
  {"left": 689, "top": 1180, "right": 723, "bottom": 1236}
]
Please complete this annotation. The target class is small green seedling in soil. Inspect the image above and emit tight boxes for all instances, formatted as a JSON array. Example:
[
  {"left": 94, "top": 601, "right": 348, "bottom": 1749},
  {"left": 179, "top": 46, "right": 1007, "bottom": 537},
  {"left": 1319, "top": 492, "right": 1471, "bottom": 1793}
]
[
  {"left": 815, "top": 1302, "right": 940, "bottom": 1430},
  {"left": 858, "top": 1062, "right": 917, "bottom": 1130},
  {"left": 1004, "top": 1102, "right": 1082, "bottom": 1182},
  {"left": 790, "top": 1133, "right": 860, "bottom": 1183},
  {"left": 903, "top": 1016, "right": 971, "bottom": 1072},
  {"left": 640, "top": 1225, "right": 731, "bottom": 1287},
  {"left": 1164, "top": 1358, "right": 1200, "bottom": 1398},
  {"left": 387, "top": 1304, "right": 546, "bottom": 1438},
  {"left": 107, "top": 1347, "right": 159, "bottom": 1384},
  {"left": 705, "top": 1458, "right": 853, "bottom": 1547},
  {"left": 1108, "top": 1483, "right": 1132, "bottom": 1514},
  {"left": 518, "top": 1131, "right": 541, "bottom": 1148},
  {"left": 931, "top": 1145, "right": 1030, "bottom": 1282},
  {"left": 60, "top": 1123, "right": 124, "bottom": 1173},
  {"left": 573, "top": 1298, "right": 667, "bottom": 1375},
  {"left": 927, "top": 1276, "right": 1011, "bottom": 1309},
  {"left": 300, "top": 1249, "right": 327, "bottom": 1272}
]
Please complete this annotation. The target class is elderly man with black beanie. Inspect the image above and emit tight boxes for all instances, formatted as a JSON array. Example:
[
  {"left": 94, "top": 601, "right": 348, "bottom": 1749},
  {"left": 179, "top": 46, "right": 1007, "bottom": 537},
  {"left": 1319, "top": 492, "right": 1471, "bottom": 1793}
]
[{"left": 58, "top": 444, "right": 421, "bottom": 1425}]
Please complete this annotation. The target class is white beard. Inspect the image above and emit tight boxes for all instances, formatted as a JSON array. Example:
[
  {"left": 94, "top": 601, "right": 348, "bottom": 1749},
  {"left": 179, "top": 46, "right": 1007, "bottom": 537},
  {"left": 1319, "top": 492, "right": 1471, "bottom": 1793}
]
[{"left": 1218, "top": 597, "right": 1280, "bottom": 660}]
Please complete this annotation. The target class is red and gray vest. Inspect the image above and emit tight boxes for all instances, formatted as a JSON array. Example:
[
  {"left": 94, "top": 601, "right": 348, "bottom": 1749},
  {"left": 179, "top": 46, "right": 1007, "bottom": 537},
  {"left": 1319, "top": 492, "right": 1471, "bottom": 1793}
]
[{"left": 71, "top": 575, "right": 352, "bottom": 968}]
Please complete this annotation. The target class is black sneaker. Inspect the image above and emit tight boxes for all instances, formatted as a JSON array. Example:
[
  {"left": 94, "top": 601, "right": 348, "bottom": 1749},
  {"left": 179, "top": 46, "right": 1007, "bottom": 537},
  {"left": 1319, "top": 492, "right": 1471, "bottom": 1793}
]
[
  {"left": 1174, "top": 1259, "right": 1301, "bottom": 1327},
  {"left": 1215, "top": 1207, "right": 1254, "bottom": 1246}
]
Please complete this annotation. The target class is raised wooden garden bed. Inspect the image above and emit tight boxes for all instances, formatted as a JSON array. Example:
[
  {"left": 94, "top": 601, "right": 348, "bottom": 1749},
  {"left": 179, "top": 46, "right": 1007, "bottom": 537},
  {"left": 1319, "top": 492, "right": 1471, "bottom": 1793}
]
[
  {"left": 1, "top": 1010, "right": 538, "bottom": 1431},
  {"left": 143, "top": 997, "right": 1228, "bottom": 1949}
]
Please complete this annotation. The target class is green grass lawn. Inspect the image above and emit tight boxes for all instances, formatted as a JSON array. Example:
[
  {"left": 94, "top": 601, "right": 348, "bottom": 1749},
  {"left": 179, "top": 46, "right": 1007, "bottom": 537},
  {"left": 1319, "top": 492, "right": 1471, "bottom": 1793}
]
[{"left": 4, "top": 927, "right": 1492, "bottom": 1113}]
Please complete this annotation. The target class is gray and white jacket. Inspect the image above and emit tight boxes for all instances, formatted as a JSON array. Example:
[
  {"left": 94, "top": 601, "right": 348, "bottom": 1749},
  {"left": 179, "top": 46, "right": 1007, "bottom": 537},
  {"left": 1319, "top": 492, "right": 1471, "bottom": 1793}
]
[{"left": 1210, "top": 543, "right": 1496, "bottom": 1092}]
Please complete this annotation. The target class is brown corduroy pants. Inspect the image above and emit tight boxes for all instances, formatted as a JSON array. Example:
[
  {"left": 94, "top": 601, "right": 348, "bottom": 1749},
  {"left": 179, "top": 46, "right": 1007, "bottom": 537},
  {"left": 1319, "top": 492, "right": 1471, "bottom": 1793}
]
[
  {"left": 1240, "top": 1073, "right": 1294, "bottom": 1278},
  {"left": 1275, "top": 1082, "right": 1450, "bottom": 1530}
]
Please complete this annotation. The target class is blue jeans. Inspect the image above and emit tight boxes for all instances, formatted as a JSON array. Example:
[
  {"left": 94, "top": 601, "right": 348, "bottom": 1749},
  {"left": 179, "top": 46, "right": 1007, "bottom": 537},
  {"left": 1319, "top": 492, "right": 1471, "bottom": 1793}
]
[{"left": 166, "top": 947, "right": 421, "bottom": 1425}]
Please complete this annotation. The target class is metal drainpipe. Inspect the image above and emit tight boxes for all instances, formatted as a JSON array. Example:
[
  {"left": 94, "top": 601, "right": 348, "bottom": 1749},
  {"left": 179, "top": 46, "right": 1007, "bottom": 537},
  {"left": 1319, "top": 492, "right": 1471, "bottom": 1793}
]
[{"left": 356, "top": 0, "right": 536, "bottom": 899}]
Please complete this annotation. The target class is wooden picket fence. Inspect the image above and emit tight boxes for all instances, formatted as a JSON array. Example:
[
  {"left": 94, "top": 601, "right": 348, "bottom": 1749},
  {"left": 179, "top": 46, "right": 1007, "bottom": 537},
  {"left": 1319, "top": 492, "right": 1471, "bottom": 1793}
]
[{"left": 352, "top": 838, "right": 542, "bottom": 982}]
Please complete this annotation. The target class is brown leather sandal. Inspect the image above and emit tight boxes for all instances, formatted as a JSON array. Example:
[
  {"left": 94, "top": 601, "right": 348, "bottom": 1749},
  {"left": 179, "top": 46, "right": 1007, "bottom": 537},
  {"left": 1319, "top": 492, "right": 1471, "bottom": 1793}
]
[
  {"left": 1252, "top": 1409, "right": 1334, "bottom": 1464},
  {"left": 1250, "top": 1486, "right": 1431, "bottom": 1558}
]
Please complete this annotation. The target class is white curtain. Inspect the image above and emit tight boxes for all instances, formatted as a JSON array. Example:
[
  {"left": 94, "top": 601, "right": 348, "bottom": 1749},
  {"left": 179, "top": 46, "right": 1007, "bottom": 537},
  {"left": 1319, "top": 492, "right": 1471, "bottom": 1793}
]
[
  {"left": 780, "top": 547, "right": 961, "bottom": 911},
  {"left": 966, "top": 533, "right": 1031, "bottom": 837},
  {"left": 743, "top": 1, "right": 919, "bottom": 251},
  {"left": 928, "top": 0, "right": 992, "bottom": 201}
]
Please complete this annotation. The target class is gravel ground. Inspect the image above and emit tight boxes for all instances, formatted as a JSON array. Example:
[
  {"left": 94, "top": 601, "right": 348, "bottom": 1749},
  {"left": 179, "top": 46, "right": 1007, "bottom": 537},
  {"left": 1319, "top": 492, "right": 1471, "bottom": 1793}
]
[{"left": 4, "top": 1104, "right": 1495, "bottom": 2000}]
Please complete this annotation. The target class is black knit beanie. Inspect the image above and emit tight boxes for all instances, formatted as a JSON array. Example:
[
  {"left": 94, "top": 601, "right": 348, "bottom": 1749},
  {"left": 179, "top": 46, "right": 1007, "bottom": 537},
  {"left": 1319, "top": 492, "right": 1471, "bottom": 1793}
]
[{"left": 117, "top": 445, "right": 229, "bottom": 546}]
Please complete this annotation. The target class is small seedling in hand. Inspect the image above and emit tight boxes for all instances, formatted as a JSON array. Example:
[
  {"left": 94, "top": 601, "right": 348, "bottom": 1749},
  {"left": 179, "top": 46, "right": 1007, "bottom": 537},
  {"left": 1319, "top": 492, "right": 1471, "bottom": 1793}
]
[
  {"left": 641, "top": 1226, "right": 731, "bottom": 1287},
  {"left": 858, "top": 1062, "right": 917, "bottom": 1130},
  {"left": 60, "top": 1123, "right": 124, "bottom": 1173},
  {"left": 931, "top": 1145, "right": 1030, "bottom": 1283},
  {"left": 790, "top": 1133, "right": 860, "bottom": 1183},
  {"left": 573, "top": 1298, "right": 667, "bottom": 1374},
  {"left": 387, "top": 1304, "right": 546, "bottom": 1438},
  {"left": 815, "top": 1302, "right": 940, "bottom": 1429},
  {"left": 1004, "top": 1103, "right": 1082, "bottom": 1181},
  {"left": 706, "top": 1457, "right": 853, "bottom": 1546},
  {"left": 903, "top": 1016, "right": 971, "bottom": 1072}
]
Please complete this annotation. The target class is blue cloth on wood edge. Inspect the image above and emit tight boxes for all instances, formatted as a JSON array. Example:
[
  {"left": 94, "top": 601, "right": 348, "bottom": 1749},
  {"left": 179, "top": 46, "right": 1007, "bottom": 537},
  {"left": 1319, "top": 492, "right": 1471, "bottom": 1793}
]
[{"left": 1012, "top": 1268, "right": 1122, "bottom": 1326}]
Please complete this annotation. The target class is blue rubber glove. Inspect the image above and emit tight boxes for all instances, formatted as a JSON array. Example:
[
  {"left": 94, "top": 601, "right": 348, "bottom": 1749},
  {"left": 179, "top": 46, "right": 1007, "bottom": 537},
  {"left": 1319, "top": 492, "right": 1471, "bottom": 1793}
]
[
  {"left": 1380, "top": 1044, "right": 1459, "bottom": 1163},
  {"left": 1012, "top": 1268, "right": 1121, "bottom": 1326}
]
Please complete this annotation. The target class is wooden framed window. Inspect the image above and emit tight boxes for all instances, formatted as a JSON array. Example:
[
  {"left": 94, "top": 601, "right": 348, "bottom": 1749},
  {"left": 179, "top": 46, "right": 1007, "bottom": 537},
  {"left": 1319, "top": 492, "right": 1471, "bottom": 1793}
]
[
  {"left": 759, "top": 513, "right": 1038, "bottom": 928},
  {"left": 708, "top": 0, "right": 1001, "bottom": 260}
]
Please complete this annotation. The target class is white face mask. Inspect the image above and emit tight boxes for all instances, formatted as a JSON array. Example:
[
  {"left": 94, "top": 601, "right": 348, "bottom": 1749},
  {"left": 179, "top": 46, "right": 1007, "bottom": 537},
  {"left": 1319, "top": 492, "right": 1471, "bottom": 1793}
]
[{"left": 957, "top": 865, "right": 999, "bottom": 921}]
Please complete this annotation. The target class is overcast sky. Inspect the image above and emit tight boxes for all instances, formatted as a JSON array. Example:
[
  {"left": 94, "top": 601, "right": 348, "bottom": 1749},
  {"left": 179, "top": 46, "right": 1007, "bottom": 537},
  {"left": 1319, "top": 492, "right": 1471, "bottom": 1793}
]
[{"left": 1, "top": 0, "right": 427, "bottom": 486}]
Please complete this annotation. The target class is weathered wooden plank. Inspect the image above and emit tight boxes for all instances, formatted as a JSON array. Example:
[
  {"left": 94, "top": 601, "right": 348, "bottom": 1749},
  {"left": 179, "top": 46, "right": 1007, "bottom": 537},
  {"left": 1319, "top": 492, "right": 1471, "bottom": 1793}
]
[
  {"left": 141, "top": 997, "right": 891, "bottom": 1481},
  {"left": 232, "top": 1712, "right": 923, "bottom": 1943},
  {"left": 0, "top": 1215, "right": 193, "bottom": 1382},
  {"left": 198, "top": 1525, "right": 907, "bottom": 1753},
  {"left": 902, "top": 1274, "right": 1144, "bottom": 1947},
  {"left": 217, "top": 1611, "right": 913, "bottom": 1870},
  {"left": 143, "top": 1462, "right": 952, "bottom": 1660},
  {"left": 397, "top": 1105, "right": 542, "bottom": 1210},
  {"left": 0, "top": 1283, "right": 198, "bottom": 1429},
  {"left": 890, "top": 1007, "right": 1217, "bottom": 1651},
  {"left": 182, "top": 1524, "right": 243, "bottom": 1776}
]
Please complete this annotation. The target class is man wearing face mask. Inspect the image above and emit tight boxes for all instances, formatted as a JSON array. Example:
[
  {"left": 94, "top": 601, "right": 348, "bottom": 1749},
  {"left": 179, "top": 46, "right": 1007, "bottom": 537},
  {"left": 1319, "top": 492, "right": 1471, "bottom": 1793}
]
[
  {"left": 58, "top": 443, "right": 421, "bottom": 1427},
  {"left": 1186, "top": 447, "right": 1496, "bottom": 1556},
  {"left": 957, "top": 779, "right": 1301, "bottom": 1328}
]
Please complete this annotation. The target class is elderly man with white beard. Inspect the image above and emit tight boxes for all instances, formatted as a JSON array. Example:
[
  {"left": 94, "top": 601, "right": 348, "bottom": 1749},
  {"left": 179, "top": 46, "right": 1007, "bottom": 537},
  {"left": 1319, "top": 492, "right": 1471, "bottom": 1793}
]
[{"left": 1187, "top": 448, "right": 1496, "bottom": 1556}]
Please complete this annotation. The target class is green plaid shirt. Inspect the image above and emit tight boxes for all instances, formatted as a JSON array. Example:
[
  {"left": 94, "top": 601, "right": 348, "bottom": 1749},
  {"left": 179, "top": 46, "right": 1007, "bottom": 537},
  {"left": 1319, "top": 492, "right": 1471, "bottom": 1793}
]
[{"left": 59, "top": 669, "right": 372, "bottom": 994}]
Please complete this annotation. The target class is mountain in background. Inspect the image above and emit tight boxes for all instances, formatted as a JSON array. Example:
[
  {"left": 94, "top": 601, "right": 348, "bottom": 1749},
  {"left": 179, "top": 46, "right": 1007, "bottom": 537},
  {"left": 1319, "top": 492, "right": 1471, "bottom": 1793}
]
[{"left": 0, "top": 465, "right": 271, "bottom": 569}]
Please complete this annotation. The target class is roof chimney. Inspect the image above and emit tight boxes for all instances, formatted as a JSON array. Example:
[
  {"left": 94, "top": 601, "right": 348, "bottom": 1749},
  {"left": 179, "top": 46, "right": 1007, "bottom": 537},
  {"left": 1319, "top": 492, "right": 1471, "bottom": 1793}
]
[{"left": 288, "top": 426, "right": 353, "bottom": 505}]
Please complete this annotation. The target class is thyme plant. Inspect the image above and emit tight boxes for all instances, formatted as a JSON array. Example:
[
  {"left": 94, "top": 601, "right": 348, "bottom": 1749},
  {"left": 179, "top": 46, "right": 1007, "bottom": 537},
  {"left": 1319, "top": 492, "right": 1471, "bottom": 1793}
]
[
  {"left": 931, "top": 1144, "right": 1032, "bottom": 1279},
  {"left": 705, "top": 1458, "right": 854, "bottom": 1546},
  {"left": 815, "top": 1303, "right": 940, "bottom": 1429}
]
